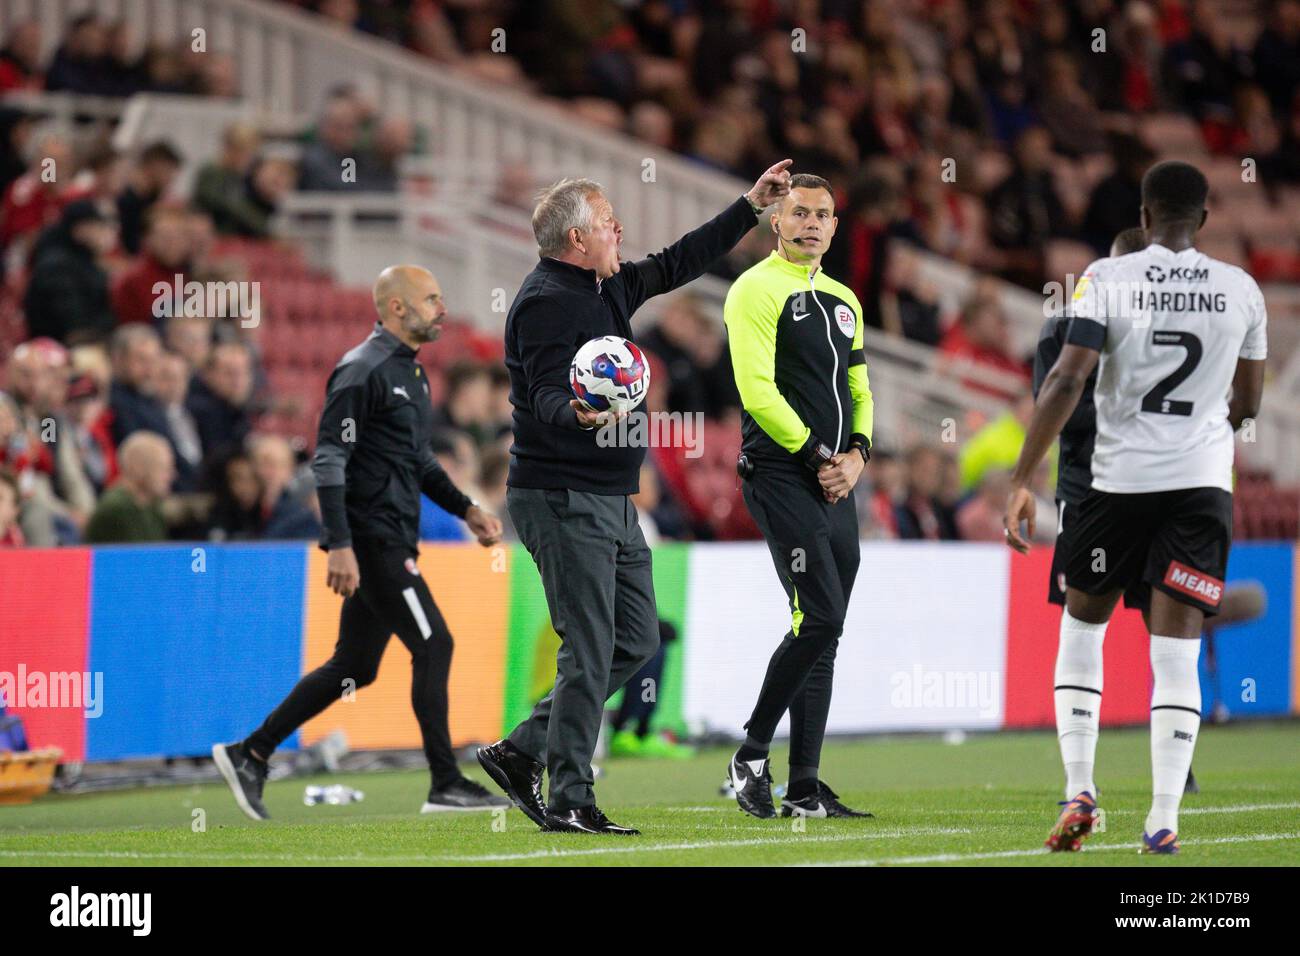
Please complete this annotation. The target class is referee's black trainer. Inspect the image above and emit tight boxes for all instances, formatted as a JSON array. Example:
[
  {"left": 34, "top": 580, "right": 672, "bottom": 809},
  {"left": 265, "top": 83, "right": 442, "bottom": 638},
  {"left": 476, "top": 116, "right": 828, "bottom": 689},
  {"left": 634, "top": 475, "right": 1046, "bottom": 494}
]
[
  {"left": 477, "top": 739, "right": 546, "bottom": 827},
  {"left": 421, "top": 777, "right": 511, "bottom": 814},
  {"left": 780, "top": 781, "right": 873, "bottom": 819},
  {"left": 728, "top": 751, "right": 776, "bottom": 818},
  {"left": 212, "top": 742, "right": 269, "bottom": 821},
  {"left": 543, "top": 805, "right": 640, "bottom": 836}
]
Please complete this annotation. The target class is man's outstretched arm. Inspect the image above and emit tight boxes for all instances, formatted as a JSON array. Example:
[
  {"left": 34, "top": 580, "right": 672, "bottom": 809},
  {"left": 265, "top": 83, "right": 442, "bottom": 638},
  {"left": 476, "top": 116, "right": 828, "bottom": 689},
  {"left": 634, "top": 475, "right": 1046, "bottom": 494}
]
[{"left": 613, "top": 159, "right": 793, "bottom": 313}]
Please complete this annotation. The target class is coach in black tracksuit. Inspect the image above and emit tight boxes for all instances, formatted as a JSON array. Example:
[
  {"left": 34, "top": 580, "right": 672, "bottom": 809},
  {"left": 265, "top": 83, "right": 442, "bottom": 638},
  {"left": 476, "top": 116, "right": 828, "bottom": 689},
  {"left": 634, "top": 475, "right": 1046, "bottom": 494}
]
[
  {"left": 213, "top": 266, "right": 507, "bottom": 821},
  {"left": 476, "top": 162, "right": 795, "bottom": 836}
]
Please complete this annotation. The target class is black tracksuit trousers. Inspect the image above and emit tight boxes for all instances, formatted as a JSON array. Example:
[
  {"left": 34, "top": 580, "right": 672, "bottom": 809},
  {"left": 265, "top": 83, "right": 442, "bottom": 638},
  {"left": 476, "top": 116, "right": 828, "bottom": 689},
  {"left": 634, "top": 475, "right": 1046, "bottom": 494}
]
[
  {"left": 740, "top": 463, "right": 861, "bottom": 773},
  {"left": 246, "top": 537, "right": 460, "bottom": 787}
]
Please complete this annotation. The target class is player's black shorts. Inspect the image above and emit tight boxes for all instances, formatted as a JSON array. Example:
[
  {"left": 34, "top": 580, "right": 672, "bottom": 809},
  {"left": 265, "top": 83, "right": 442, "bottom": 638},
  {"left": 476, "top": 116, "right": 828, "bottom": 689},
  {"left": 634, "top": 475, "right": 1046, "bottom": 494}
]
[
  {"left": 1049, "top": 498, "right": 1145, "bottom": 611},
  {"left": 1064, "top": 486, "right": 1232, "bottom": 616}
]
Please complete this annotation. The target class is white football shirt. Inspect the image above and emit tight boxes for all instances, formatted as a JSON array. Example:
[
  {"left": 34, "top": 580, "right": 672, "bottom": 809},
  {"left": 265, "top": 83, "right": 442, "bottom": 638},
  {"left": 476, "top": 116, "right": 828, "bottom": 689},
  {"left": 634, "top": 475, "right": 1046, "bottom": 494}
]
[{"left": 1067, "top": 243, "right": 1267, "bottom": 494}]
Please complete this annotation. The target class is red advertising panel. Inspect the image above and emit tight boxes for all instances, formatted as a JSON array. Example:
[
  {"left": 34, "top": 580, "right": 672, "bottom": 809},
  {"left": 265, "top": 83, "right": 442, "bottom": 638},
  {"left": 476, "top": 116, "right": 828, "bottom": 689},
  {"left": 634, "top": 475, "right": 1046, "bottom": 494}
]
[
  {"left": 0, "top": 548, "right": 93, "bottom": 760},
  {"left": 1003, "top": 547, "right": 1151, "bottom": 728}
]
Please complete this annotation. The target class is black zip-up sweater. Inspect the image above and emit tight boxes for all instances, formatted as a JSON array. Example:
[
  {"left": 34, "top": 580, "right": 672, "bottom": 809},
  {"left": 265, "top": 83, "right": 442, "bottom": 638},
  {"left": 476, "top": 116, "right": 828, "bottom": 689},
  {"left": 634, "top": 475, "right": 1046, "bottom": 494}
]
[
  {"left": 313, "top": 323, "right": 472, "bottom": 553},
  {"left": 505, "top": 195, "right": 760, "bottom": 494}
]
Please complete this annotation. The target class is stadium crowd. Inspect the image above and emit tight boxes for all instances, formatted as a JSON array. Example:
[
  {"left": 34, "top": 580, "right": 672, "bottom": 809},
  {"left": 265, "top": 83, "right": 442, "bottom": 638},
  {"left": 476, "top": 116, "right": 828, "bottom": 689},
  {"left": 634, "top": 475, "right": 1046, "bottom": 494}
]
[{"left": 1, "top": 0, "right": 1295, "bottom": 549}]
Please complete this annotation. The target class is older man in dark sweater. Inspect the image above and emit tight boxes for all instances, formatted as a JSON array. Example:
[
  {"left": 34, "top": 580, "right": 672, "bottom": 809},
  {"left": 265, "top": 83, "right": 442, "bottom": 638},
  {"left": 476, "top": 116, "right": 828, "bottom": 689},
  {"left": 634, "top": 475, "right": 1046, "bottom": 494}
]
[{"left": 478, "top": 160, "right": 793, "bottom": 835}]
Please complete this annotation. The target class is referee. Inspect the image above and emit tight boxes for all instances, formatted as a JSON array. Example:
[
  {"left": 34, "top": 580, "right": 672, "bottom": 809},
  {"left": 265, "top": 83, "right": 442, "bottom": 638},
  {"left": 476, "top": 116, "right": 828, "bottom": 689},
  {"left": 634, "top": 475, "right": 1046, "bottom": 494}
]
[
  {"left": 724, "top": 174, "right": 875, "bottom": 818},
  {"left": 214, "top": 265, "right": 507, "bottom": 819},
  {"left": 477, "top": 162, "right": 794, "bottom": 835}
]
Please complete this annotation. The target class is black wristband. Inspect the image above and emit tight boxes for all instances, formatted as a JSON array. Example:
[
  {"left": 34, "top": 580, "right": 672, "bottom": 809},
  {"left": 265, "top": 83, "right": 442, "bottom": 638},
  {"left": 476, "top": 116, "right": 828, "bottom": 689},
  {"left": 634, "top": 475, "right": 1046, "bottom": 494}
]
[
  {"left": 798, "top": 433, "right": 835, "bottom": 471},
  {"left": 849, "top": 433, "right": 871, "bottom": 464},
  {"left": 316, "top": 484, "right": 351, "bottom": 551}
]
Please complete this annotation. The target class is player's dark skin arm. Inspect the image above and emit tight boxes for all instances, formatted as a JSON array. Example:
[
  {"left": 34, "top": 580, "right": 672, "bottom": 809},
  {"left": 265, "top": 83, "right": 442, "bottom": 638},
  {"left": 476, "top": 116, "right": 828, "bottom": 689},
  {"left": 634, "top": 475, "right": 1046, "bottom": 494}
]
[
  {"left": 1003, "top": 343, "right": 1100, "bottom": 553},
  {"left": 1228, "top": 358, "right": 1265, "bottom": 431}
]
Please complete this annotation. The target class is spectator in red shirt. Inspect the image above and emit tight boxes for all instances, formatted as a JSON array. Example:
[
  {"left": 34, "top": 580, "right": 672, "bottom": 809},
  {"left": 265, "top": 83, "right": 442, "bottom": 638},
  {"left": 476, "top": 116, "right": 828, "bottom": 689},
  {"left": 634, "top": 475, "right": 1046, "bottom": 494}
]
[
  {"left": 939, "top": 281, "right": 1029, "bottom": 396},
  {"left": 111, "top": 207, "right": 192, "bottom": 327},
  {"left": 1, "top": 133, "right": 77, "bottom": 255},
  {"left": 0, "top": 468, "right": 24, "bottom": 548}
]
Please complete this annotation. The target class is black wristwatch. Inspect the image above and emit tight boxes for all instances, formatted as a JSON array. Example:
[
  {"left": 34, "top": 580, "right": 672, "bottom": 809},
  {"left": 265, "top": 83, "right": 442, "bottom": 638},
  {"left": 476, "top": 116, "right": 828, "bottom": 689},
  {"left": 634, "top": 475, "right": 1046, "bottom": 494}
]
[
  {"left": 798, "top": 434, "right": 836, "bottom": 471},
  {"left": 849, "top": 433, "right": 871, "bottom": 464}
]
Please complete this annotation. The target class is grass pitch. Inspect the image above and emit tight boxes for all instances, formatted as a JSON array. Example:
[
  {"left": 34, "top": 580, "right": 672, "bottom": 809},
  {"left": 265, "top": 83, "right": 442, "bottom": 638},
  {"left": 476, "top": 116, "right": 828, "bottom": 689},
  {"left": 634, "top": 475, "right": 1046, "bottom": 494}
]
[{"left": 2, "top": 723, "right": 1297, "bottom": 866}]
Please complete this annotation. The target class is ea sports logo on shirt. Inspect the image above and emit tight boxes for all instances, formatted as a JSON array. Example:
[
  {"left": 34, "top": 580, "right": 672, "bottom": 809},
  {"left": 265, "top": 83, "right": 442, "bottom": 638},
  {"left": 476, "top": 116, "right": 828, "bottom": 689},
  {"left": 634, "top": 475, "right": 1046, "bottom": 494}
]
[{"left": 834, "top": 304, "right": 854, "bottom": 337}]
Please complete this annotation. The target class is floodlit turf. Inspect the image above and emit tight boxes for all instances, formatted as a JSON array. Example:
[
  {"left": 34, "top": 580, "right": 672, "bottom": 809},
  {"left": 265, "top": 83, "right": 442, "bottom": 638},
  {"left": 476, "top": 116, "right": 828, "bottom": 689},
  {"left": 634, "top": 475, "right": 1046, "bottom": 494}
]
[{"left": 2, "top": 724, "right": 1297, "bottom": 866}]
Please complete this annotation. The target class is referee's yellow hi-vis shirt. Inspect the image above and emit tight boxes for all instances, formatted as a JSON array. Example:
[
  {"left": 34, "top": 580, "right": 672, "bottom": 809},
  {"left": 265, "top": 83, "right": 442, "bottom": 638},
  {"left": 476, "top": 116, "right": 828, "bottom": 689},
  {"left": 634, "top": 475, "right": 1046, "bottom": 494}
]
[{"left": 724, "top": 250, "right": 873, "bottom": 464}]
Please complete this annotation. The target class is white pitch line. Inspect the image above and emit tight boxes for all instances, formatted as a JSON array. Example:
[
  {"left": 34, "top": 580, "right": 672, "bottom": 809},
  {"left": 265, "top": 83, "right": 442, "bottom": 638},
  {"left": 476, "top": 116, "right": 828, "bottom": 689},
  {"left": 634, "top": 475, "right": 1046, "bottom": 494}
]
[
  {"left": 796, "top": 831, "right": 1300, "bottom": 866},
  {"left": 0, "top": 826, "right": 972, "bottom": 865},
  {"left": 872, "top": 801, "right": 1300, "bottom": 817},
  {"left": 663, "top": 806, "right": 730, "bottom": 813},
  {"left": 1181, "top": 802, "right": 1300, "bottom": 815}
]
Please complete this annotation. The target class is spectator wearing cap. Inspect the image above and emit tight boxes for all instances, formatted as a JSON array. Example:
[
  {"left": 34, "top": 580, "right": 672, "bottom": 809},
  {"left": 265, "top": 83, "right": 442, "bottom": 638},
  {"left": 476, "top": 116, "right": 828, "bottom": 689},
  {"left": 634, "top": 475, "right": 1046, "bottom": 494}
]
[
  {"left": 22, "top": 199, "right": 118, "bottom": 344},
  {"left": 118, "top": 141, "right": 183, "bottom": 254},
  {"left": 84, "top": 430, "right": 174, "bottom": 544},
  {"left": 249, "top": 433, "right": 321, "bottom": 540}
]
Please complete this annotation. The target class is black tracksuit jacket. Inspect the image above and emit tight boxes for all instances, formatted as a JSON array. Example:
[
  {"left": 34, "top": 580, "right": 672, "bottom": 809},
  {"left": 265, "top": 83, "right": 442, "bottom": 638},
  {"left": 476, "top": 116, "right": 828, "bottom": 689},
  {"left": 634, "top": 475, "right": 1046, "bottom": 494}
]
[{"left": 312, "top": 323, "right": 470, "bottom": 553}]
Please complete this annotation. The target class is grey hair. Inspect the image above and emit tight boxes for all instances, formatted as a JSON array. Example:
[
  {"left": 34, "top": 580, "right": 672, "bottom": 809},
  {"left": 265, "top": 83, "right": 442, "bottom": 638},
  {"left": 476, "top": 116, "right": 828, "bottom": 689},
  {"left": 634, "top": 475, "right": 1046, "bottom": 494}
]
[{"left": 532, "top": 177, "right": 603, "bottom": 258}]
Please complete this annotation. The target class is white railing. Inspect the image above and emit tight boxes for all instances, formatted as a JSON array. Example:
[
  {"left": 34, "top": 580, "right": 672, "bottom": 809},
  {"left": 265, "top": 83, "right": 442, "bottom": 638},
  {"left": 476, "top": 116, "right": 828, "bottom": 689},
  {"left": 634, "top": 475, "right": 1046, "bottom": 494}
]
[{"left": 3, "top": 0, "right": 746, "bottom": 258}]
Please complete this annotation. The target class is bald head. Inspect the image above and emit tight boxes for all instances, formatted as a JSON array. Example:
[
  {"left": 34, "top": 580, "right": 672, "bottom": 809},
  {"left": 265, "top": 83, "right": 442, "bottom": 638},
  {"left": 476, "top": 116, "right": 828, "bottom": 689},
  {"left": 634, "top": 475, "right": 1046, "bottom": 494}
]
[
  {"left": 372, "top": 265, "right": 446, "bottom": 347},
  {"left": 118, "top": 430, "right": 174, "bottom": 501}
]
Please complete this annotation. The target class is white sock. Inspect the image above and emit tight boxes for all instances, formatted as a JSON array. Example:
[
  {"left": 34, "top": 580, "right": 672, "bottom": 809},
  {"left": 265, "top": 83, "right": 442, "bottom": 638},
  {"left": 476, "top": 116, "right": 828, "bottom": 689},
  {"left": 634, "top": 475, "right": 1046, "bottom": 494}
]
[
  {"left": 1054, "top": 611, "right": 1106, "bottom": 799},
  {"left": 1147, "top": 635, "right": 1202, "bottom": 835}
]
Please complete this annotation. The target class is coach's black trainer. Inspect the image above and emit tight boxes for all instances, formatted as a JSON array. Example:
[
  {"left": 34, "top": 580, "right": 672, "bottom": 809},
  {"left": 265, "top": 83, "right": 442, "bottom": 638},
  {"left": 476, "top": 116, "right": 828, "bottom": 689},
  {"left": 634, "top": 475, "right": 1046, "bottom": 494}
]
[
  {"left": 421, "top": 777, "right": 511, "bottom": 814},
  {"left": 476, "top": 738, "right": 547, "bottom": 827},
  {"left": 781, "top": 781, "right": 874, "bottom": 818},
  {"left": 543, "top": 805, "right": 640, "bottom": 836},
  {"left": 728, "top": 751, "right": 776, "bottom": 818},
  {"left": 212, "top": 742, "right": 269, "bottom": 821}
]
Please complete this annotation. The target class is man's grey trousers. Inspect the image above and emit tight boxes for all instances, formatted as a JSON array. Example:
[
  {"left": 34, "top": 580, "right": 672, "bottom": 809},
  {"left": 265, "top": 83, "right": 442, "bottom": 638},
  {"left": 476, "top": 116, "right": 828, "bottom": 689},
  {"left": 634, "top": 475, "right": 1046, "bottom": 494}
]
[{"left": 506, "top": 487, "right": 661, "bottom": 810}]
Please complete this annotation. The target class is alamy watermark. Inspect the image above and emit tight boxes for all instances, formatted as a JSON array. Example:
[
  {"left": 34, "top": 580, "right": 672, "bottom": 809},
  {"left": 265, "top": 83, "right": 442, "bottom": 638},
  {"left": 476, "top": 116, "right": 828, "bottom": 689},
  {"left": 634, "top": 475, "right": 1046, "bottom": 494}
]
[
  {"left": 889, "top": 665, "right": 1000, "bottom": 718},
  {"left": 152, "top": 275, "right": 260, "bottom": 327},
  {"left": 595, "top": 411, "right": 704, "bottom": 458},
  {"left": 1, "top": 666, "right": 104, "bottom": 718}
]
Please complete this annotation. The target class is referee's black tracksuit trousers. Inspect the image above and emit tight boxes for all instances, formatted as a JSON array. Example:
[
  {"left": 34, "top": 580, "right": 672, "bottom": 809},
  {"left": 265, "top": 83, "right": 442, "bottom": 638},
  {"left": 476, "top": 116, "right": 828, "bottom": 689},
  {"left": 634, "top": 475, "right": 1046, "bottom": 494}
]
[
  {"left": 741, "top": 463, "right": 860, "bottom": 774},
  {"left": 246, "top": 537, "right": 461, "bottom": 788}
]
